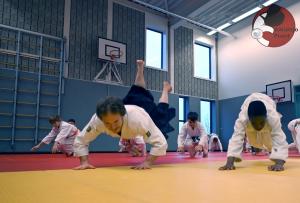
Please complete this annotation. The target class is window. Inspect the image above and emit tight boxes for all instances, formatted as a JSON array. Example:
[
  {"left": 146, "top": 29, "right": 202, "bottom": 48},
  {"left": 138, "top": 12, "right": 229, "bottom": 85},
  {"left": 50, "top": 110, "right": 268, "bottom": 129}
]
[
  {"left": 146, "top": 28, "right": 163, "bottom": 69},
  {"left": 194, "top": 43, "right": 211, "bottom": 79},
  {"left": 179, "top": 97, "right": 188, "bottom": 131},
  {"left": 200, "top": 100, "right": 211, "bottom": 134}
]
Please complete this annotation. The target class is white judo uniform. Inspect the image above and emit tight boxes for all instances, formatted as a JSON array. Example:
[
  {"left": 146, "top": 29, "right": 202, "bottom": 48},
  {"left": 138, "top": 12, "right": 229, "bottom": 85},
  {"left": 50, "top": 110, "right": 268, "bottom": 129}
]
[
  {"left": 119, "top": 136, "right": 146, "bottom": 156},
  {"left": 42, "top": 121, "right": 79, "bottom": 154},
  {"left": 177, "top": 121, "right": 208, "bottom": 155},
  {"left": 74, "top": 105, "right": 167, "bottom": 157},
  {"left": 227, "top": 93, "right": 288, "bottom": 161},
  {"left": 208, "top": 133, "right": 223, "bottom": 152},
  {"left": 287, "top": 118, "right": 300, "bottom": 153}
]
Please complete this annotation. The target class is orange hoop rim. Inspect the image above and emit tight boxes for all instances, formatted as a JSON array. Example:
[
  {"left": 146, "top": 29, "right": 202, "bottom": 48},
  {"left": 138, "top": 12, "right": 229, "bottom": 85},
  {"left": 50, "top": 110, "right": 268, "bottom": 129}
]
[
  {"left": 270, "top": 96, "right": 283, "bottom": 103},
  {"left": 109, "top": 50, "right": 123, "bottom": 60}
]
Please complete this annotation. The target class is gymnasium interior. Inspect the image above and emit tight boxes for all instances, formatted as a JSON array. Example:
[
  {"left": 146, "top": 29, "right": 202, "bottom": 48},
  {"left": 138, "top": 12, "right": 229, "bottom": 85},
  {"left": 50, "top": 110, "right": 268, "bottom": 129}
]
[{"left": 0, "top": 0, "right": 300, "bottom": 202}]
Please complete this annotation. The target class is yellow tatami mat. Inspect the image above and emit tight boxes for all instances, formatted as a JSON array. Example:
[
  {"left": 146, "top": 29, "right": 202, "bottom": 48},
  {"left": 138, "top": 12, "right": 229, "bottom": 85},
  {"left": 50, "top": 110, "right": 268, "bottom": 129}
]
[{"left": 1, "top": 159, "right": 300, "bottom": 203}]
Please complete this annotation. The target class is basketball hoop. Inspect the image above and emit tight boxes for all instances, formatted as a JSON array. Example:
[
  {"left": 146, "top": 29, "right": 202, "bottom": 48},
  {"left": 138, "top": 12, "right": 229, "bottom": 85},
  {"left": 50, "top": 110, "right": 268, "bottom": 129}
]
[
  {"left": 96, "top": 38, "right": 126, "bottom": 84},
  {"left": 270, "top": 96, "right": 283, "bottom": 104},
  {"left": 109, "top": 50, "right": 123, "bottom": 61}
]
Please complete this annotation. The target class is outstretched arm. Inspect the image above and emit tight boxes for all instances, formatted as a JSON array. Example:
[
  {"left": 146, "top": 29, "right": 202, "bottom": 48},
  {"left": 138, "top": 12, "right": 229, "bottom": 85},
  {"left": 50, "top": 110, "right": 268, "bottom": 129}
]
[
  {"left": 133, "top": 113, "right": 168, "bottom": 170},
  {"left": 31, "top": 129, "right": 57, "bottom": 151},
  {"left": 73, "top": 114, "right": 103, "bottom": 170}
]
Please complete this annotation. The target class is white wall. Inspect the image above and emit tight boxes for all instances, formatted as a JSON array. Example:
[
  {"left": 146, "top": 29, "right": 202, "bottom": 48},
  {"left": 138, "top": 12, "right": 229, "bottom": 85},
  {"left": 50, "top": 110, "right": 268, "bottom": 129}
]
[{"left": 218, "top": 1, "right": 300, "bottom": 100}]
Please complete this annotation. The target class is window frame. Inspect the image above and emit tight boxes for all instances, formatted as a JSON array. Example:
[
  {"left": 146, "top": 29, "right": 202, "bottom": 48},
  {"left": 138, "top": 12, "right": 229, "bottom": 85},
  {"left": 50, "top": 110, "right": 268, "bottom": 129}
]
[
  {"left": 145, "top": 28, "right": 164, "bottom": 70},
  {"left": 200, "top": 100, "right": 212, "bottom": 134},
  {"left": 193, "top": 42, "right": 212, "bottom": 80},
  {"left": 179, "top": 96, "right": 189, "bottom": 131}
]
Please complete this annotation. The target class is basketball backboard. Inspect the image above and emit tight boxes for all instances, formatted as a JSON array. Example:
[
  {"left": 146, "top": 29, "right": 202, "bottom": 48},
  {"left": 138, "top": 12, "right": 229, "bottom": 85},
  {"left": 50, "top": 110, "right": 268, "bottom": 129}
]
[
  {"left": 98, "top": 37, "right": 126, "bottom": 64},
  {"left": 266, "top": 80, "right": 293, "bottom": 103}
]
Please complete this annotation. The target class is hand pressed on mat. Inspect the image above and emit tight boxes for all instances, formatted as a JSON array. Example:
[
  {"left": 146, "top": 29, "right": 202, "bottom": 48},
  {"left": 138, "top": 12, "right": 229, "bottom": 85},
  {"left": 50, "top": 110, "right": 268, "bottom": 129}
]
[
  {"left": 177, "top": 146, "right": 185, "bottom": 153},
  {"left": 268, "top": 159, "right": 285, "bottom": 171},
  {"left": 219, "top": 157, "right": 286, "bottom": 171},
  {"left": 219, "top": 157, "right": 236, "bottom": 170},
  {"left": 131, "top": 155, "right": 158, "bottom": 170},
  {"left": 51, "top": 142, "right": 59, "bottom": 154},
  {"left": 195, "top": 144, "right": 203, "bottom": 152}
]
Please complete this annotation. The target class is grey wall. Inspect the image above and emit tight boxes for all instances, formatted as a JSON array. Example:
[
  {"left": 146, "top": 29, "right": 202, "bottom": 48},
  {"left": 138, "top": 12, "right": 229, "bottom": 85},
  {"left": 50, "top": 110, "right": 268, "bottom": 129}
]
[
  {"left": 0, "top": 0, "right": 64, "bottom": 37},
  {"left": 112, "top": 3, "right": 168, "bottom": 91},
  {"left": 174, "top": 26, "right": 217, "bottom": 99},
  {"left": 0, "top": 0, "right": 63, "bottom": 75},
  {"left": 68, "top": 0, "right": 108, "bottom": 80}
]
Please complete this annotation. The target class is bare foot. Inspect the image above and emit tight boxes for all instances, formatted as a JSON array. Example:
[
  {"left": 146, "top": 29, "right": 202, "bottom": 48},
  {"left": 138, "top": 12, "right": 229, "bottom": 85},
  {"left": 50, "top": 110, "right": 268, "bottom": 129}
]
[
  {"left": 136, "top": 60, "right": 144, "bottom": 70},
  {"left": 163, "top": 81, "right": 172, "bottom": 93}
]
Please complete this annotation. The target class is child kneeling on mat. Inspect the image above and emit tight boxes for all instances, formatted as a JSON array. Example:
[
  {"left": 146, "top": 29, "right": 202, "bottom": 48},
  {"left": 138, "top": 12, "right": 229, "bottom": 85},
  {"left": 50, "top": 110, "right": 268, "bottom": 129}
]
[{"left": 177, "top": 112, "right": 209, "bottom": 158}]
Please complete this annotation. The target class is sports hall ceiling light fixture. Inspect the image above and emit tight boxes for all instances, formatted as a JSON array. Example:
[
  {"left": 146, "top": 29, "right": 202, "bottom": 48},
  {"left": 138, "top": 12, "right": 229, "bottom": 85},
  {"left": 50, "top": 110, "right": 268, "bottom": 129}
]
[
  {"left": 206, "top": 0, "right": 279, "bottom": 35},
  {"left": 263, "top": 0, "right": 279, "bottom": 6},
  {"left": 232, "top": 7, "right": 261, "bottom": 23},
  {"left": 130, "top": 0, "right": 232, "bottom": 37}
]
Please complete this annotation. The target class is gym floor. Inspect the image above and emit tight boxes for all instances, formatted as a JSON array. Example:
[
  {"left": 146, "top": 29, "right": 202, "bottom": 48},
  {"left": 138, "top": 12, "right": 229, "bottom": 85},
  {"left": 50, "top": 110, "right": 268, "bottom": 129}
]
[{"left": 0, "top": 152, "right": 300, "bottom": 203}]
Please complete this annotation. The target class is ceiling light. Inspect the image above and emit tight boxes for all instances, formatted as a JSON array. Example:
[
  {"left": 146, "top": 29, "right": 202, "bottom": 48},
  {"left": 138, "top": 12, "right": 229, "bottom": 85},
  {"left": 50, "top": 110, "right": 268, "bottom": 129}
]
[
  {"left": 232, "top": 7, "right": 261, "bottom": 23},
  {"left": 263, "top": 0, "right": 279, "bottom": 6}
]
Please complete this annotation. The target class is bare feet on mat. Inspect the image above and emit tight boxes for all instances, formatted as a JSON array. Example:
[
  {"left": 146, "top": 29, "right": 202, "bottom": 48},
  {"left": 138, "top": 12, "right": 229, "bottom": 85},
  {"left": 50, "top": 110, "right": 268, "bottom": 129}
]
[{"left": 163, "top": 81, "right": 172, "bottom": 93}]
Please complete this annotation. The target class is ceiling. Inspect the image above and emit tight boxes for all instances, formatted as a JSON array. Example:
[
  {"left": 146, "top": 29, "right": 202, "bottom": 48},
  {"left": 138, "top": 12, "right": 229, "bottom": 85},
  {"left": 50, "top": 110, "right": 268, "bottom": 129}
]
[{"left": 129, "top": 0, "right": 282, "bottom": 33}]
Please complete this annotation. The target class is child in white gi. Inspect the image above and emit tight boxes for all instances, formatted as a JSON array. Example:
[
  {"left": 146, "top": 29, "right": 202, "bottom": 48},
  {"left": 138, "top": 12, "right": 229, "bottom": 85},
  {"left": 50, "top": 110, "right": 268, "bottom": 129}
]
[
  {"left": 177, "top": 112, "right": 208, "bottom": 158},
  {"left": 219, "top": 93, "right": 288, "bottom": 171},
  {"left": 31, "top": 116, "right": 79, "bottom": 156},
  {"left": 287, "top": 118, "right": 300, "bottom": 153},
  {"left": 208, "top": 133, "right": 223, "bottom": 152}
]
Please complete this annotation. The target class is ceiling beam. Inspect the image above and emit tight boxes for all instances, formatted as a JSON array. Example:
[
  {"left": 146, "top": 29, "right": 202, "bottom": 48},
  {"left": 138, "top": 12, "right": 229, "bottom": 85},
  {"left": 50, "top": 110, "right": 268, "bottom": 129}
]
[{"left": 130, "top": 0, "right": 232, "bottom": 37}]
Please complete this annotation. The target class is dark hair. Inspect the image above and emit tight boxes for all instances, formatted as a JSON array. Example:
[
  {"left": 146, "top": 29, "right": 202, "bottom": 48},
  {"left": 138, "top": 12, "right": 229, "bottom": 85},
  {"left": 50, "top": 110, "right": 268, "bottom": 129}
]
[
  {"left": 68, "top": 119, "right": 76, "bottom": 123},
  {"left": 247, "top": 100, "right": 267, "bottom": 119},
  {"left": 49, "top": 115, "right": 61, "bottom": 124},
  {"left": 187, "top": 112, "right": 198, "bottom": 122},
  {"left": 96, "top": 97, "right": 126, "bottom": 119}
]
